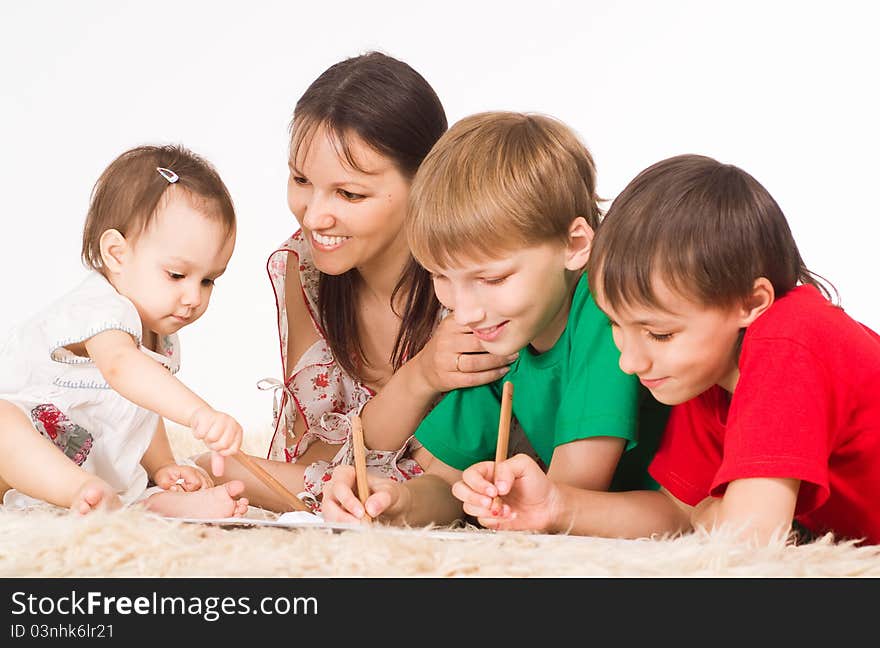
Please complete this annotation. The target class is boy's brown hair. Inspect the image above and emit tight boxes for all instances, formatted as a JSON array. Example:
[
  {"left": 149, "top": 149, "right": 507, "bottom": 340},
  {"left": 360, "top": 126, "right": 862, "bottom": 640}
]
[
  {"left": 406, "top": 111, "right": 601, "bottom": 270},
  {"left": 81, "top": 144, "right": 236, "bottom": 272},
  {"left": 588, "top": 154, "right": 833, "bottom": 311}
]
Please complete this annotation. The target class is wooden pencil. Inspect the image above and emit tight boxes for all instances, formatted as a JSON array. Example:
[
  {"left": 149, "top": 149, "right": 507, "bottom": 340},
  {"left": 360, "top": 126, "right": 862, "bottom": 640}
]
[
  {"left": 350, "top": 414, "right": 373, "bottom": 523},
  {"left": 231, "top": 451, "right": 312, "bottom": 513},
  {"left": 492, "top": 381, "right": 514, "bottom": 511}
]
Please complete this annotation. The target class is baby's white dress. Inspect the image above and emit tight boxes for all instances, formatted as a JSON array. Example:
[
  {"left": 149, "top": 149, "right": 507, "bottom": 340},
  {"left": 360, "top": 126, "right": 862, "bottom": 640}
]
[{"left": 0, "top": 272, "right": 180, "bottom": 507}]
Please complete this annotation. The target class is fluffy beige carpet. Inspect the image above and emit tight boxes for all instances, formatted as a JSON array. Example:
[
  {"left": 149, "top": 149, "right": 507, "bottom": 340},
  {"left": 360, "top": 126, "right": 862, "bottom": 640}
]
[{"left": 2, "top": 423, "right": 879, "bottom": 577}]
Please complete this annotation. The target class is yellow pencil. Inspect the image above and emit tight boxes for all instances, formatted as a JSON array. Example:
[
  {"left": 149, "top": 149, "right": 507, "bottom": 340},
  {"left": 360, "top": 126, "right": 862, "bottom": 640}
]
[
  {"left": 351, "top": 414, "right": 373, "bottom": 523},
  {"left": 232, "top": 451, "right": 311, "bottom": 512},
  {"left": 492, "top": 381, "right": 514, "bottom": 511}
]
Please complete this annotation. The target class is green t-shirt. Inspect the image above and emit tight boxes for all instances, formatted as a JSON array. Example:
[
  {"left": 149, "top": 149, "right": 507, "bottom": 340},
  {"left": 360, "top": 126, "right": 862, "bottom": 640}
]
[{"left": 415, "top": 273, "right": 667, "bottom": 490}]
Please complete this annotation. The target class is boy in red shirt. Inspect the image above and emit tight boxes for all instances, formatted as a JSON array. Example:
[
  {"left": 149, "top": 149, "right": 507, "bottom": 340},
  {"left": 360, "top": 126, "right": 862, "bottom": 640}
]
[{"left": 454, "top": 154, "right": 880, "bottom": 545}]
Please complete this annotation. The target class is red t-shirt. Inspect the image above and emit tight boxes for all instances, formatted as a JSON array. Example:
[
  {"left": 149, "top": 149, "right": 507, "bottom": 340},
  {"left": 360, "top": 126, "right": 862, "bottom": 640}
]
[{"left": 649, "top": 285, "right": 880, "bottom": 544}]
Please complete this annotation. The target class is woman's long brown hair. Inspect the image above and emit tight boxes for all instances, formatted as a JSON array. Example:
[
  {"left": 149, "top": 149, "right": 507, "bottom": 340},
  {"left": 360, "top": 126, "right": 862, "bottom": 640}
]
[{"left": 289, "top": 51, "right": 447, "bottom": 378}]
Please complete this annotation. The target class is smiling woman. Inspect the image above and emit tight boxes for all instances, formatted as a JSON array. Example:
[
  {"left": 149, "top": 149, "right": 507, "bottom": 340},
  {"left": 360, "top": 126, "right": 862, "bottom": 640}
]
[{"left": 197, "top": 52, "right": 517, "bottom": 513}]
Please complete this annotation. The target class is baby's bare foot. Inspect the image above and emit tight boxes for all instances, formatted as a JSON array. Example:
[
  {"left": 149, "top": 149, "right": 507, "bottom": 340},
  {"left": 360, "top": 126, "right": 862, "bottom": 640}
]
[
  {"left": 70, "top": 480, "right": 121, "bottom": 515},
  {"left": 145, "top": 480, "right": 249, "bottom": 518},
  {"left": 213, "top": 481, "right": 249, "bottom": 517}
]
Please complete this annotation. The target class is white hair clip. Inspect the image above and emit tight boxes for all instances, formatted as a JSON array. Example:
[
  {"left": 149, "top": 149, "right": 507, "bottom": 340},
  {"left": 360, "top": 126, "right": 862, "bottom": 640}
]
[{"left": 156, "top": 167, "right": 179, "bottom": 183}]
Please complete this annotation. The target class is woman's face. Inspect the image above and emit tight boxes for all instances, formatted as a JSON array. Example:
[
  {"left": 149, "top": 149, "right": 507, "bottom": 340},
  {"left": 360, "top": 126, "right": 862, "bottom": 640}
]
[{"left": 287, "top": 126, "right": 411, "bottom": 277}]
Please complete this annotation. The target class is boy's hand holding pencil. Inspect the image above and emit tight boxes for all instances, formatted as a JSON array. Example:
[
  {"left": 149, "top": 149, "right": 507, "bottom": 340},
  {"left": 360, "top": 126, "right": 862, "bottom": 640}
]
[{"left": 451, "top": 380, "right": 560, "bottom": 529}]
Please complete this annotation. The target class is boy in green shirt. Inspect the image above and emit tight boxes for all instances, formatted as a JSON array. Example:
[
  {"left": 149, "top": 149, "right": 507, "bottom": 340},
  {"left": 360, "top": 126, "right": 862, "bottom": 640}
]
[{"left": 322, "top": 111, "right": 665, "bottom": 527}]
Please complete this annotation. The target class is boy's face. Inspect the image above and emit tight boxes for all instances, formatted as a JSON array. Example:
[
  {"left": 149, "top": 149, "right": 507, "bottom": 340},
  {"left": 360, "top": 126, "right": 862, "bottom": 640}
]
[
  {"left": 428, "top": 242, "right": 577, "bottom": 356},
  {"left": 114, "top": 193, "right": 234, "bottom": 338},
  {"left": 594, "top": 277, "right": 748, "bottom": 404}
]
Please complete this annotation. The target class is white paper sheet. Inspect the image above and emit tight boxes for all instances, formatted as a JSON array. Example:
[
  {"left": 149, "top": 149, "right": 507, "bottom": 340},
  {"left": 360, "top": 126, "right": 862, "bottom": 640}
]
[
  {"left": 168, "top": 507, "right": 363, "bottom": 531},
  {"left": 167, "top": 507, "right": 496, "bottom": 539}
]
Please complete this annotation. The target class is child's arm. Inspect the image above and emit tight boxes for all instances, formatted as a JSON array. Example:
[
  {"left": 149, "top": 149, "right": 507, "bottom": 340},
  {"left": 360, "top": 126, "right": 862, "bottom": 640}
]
[
  {"left": 140, "top": 418, "right": 178, "bottom": 477},
  {"left": 84, "top": 329, "right": 242, "bottom": 460},
  {"left": 546, "top": 437, "right": 627, "bottom": 490},
  {"left": 358, "top": 315, "right": 515, "bottom": 451},
  {"left": 691, "top": 477, "right": 799, "bottom": 544},
  {"left": 454, "top": 454, "right": 692, "bottom": 537},
  {"left": 322, "top": 445, "right": 464, "bottom": 526},
  {"left": 140, "top": 418, "right": 213, "bottom": 491},
  {"left": 86, "top": 329, "right": 207, "bottom": 425}
]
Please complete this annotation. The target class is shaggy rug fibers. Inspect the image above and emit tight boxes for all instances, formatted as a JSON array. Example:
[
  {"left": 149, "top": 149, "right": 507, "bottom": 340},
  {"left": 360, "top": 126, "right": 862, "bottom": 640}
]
[{"left": 2, "top": 423, "right": 879, "bottom": 578}]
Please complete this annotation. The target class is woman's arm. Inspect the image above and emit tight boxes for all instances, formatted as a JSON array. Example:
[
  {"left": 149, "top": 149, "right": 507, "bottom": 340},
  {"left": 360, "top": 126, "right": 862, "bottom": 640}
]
[
  {"left": 381, "top": 445, "right": 464, "bottom": 526},
  {"left": 356, "top": 356, "right": 439, "bottom": 450},
  {"left": 85, "top": 330, "right": 242, "bottom": 468}
]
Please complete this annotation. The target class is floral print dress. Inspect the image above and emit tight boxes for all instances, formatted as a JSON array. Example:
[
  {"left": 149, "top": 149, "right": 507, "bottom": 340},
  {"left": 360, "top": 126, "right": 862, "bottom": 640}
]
[{"left": 264, "top": 230, "right": 423, "bottom": 510}]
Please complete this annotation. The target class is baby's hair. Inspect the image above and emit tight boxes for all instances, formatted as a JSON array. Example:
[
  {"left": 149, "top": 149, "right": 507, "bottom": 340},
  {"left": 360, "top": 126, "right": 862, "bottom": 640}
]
[
  {"left": 81, "top": 144, "right": 236, "bottom": 273},
  {"left": 406, "top": 111, "right": 602, "bottom": 270},
  {"left": 588, "top": 154, "right": 835, "bottom": 312}
]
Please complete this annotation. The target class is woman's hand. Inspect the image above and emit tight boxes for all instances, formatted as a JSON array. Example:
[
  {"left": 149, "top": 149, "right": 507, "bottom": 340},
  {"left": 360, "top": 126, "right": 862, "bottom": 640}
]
[
  {"left": 412, "top": 314, "right": 517, "bottom": 393},
  {"left": 321, "top": 465, "right": 409, "bottom": 524}
]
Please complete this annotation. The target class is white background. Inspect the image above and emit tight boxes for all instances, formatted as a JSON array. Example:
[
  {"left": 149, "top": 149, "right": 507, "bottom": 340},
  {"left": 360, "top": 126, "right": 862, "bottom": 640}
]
[{"left": 1, "top": 1, "right": 877, "bottom": 429}]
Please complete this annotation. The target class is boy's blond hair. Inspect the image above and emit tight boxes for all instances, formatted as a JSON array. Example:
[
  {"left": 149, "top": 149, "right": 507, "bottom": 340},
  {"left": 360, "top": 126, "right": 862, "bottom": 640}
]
[{"left": 406, "top": 111, "right": 601, "bottom": 269}]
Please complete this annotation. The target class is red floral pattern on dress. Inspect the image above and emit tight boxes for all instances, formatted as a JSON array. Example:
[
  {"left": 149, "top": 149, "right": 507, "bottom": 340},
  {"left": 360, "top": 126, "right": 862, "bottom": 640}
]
[
  {"left": 264, "top": 230, "right": 424, "bottom": 509},
  {"left": 30, "top": 404, "right": 94, "bottom": 467}
]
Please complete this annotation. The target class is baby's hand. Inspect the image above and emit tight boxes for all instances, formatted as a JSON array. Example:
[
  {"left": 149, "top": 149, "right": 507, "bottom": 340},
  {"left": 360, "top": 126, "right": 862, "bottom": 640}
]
[
  {"left": 153, "top": 463, "right": 214, "bottom": 492},
  {"left": 188, "top": 407, "right": 243, "bottom": 477}
]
